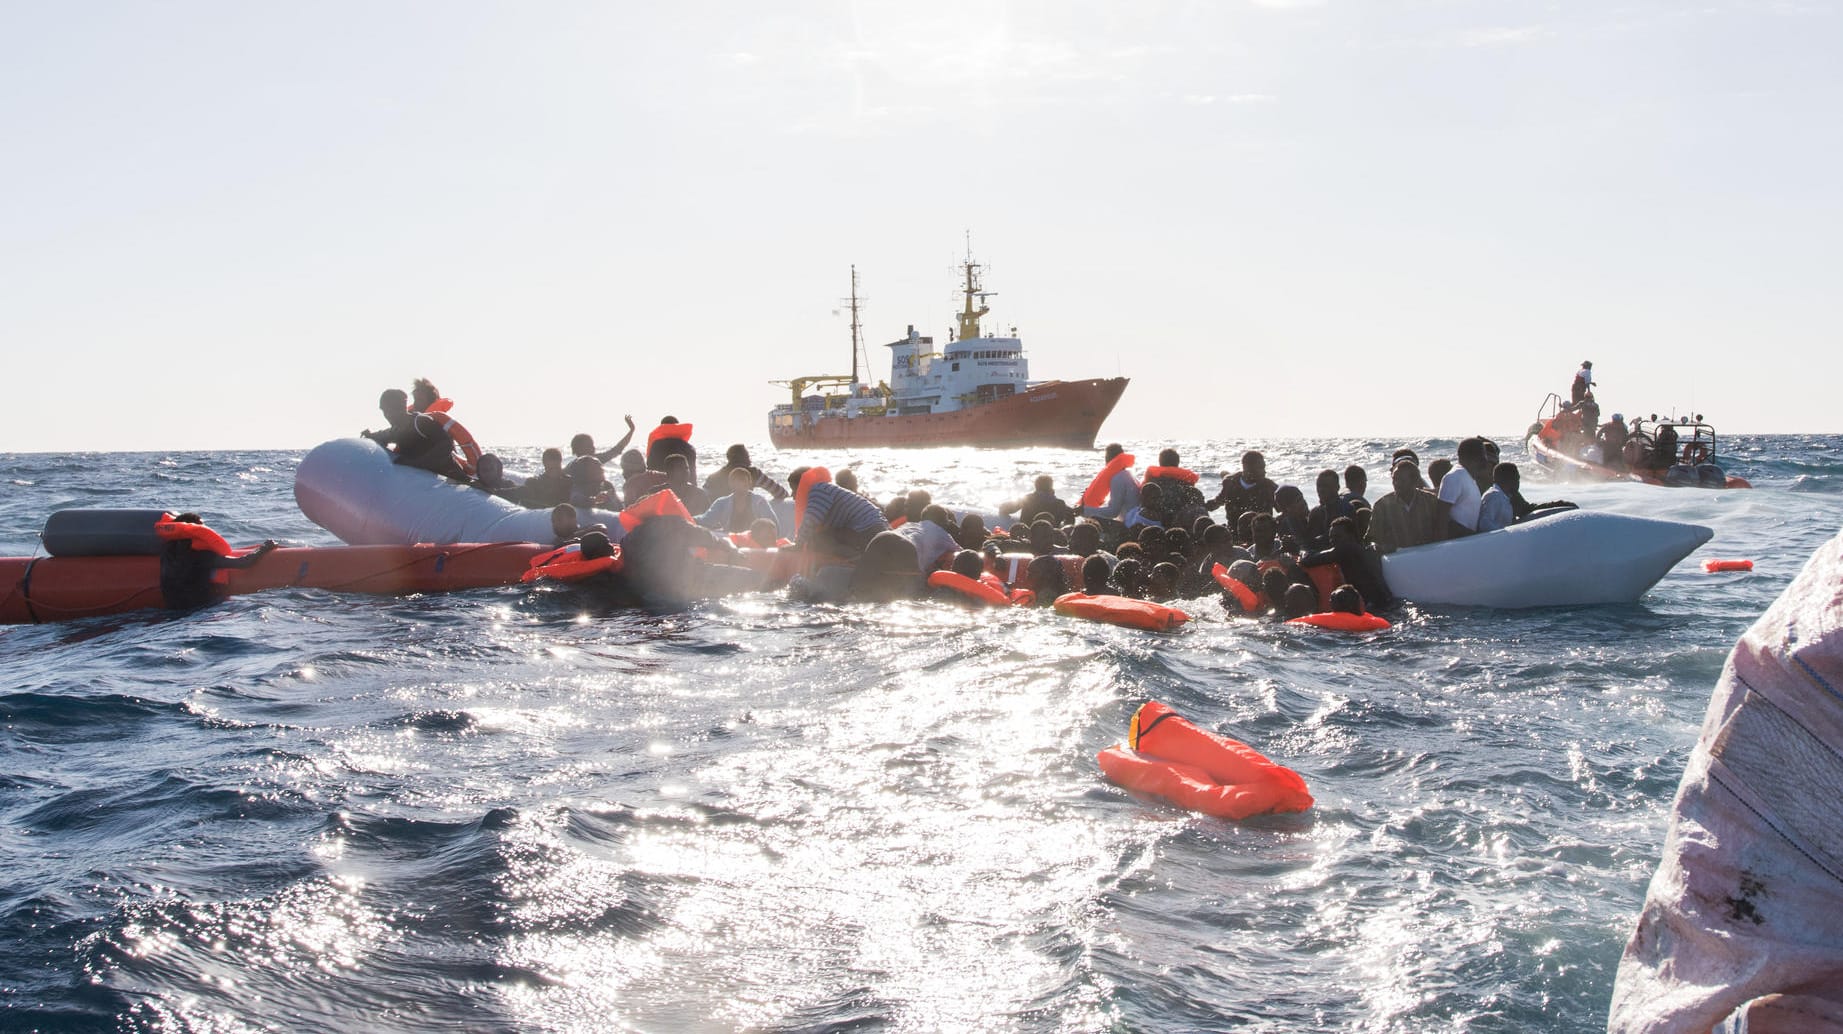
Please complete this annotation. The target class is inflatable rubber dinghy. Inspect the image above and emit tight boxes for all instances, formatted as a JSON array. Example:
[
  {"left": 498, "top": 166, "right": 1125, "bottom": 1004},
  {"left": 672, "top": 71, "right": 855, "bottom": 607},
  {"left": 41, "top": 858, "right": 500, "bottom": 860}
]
[
  {"left": 295, "top": 438, "right": 626, "bottom": 546},
  {"left": 1379, "top": 509, "right": 1711, "bottom": 609},
  {"left": 1098, "top": 701, "right": 1312, "bottom": 821}
]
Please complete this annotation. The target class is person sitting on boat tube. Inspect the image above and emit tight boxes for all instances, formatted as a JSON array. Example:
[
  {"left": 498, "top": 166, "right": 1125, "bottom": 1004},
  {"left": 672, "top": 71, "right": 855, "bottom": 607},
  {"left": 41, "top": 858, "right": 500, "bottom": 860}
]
[
  {"left": 1433, "top": 437, "right": 1491, "bottom": 539},
  {"left": 1571, "top": 360, "right": 1595, "bottom": 405},
  {"left": 1476, "top": 462, "right": 1575, "bottom": 532},
  {"left": 702, "top": 445, "right": 788, "bottom": 502},
  {"left": 1083, "top": 443, "right": 1141, "bottom": 524},
  {"left": 619, "top": 450, "right": 668, "bottom": 506},
  {"left": 788, "top": 467, "right": 889, "bottom": 558},
  {"left": 1366, "top": 461, "right": 1440, "bottom": 554},
  {"left": 567, "top": 419, "right": 638, "bottom": 466},
  {"left": 698, "top": 466, "right": 784, "bottom": 538},
  {"left": 362, "top": 389, "right": 465, "bottom": 479}
]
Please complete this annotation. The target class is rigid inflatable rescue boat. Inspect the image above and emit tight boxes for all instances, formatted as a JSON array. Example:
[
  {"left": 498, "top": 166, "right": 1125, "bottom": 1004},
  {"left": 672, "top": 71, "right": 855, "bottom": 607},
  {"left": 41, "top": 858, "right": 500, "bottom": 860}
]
[
  {"left": 295, "top": 437, "right": 626, "bottom": 546},
  {"left": 1379, "top": 508, "right": 1712, "bottom": 609},
  {"left": 1097, "top": 701, "right": 1313, "bottom": 821}
]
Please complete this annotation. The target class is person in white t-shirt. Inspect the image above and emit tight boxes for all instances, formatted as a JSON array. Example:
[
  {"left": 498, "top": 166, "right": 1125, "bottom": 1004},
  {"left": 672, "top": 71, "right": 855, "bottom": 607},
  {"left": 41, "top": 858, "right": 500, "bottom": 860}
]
[{"left": 1435, "top": 437, "right": 1491, "bottom": 537}]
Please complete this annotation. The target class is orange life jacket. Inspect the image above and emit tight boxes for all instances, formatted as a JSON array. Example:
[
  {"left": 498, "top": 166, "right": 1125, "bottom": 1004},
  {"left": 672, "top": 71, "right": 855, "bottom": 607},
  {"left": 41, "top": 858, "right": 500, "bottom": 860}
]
[
  {"left": 1287, "top": 611, "right": 1390, "bottom": 632},
  {"left": 1702, "top": 558, "right": 1753, "bottom": 573},
  {"left": 424, "top": 410, "right": 482, "bottom": 477},
  {"left": 1145, "top": 466, "right": 1199, "bottom": 485},
  {"left": 618, "top": 490, "right": 693, "bottom": 532},
  {"left": 1096, "top": 700, "right": 1313, "bottom": 820},
  {"left": 1052, "top": 592, "right": 1189, "bottom": 631},
  {"left": 1211, "top": 562, "right": 1260, "bottom": 613},
  {"left": 928, "top": 569, "right": 1011, "bottom": 606},
  {"left": 793, "top": 467, "right": 832, "bottom": 535},
  {"left": 647, "top": 423, "right": 693, "bottom": 449},
  {"left": 1081, "top": 453, "right": 1137, "bottom": 509},
  {"left": 153, "top": 516, "right": 233, "bottom": 557},
  {"left": 520, "top": 543, "right": 624, "bottom": 583}
]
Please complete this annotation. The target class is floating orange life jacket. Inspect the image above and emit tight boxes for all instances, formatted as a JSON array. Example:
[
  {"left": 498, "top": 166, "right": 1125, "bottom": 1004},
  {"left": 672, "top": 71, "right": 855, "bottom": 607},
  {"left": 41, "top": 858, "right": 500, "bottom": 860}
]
[
  {"left": 1702, "top": 558, "right": 1754, "bottom": 573},
  {"left": 520, "top": 543, "right": 624, "bottom": 583},
  {"left": 1081, "top": 453, "right": 1137, "bottom": 509},
  {"left": 153, "top": 516, "right": 233, "bottom": 557},
  {"left": 928, "top": 570, "right": 1011, "bottom": 606},
  {"left": 1211, "top": 562, "right": 1260, "bottom": 613},
  {"left": 1287, "top": 611, "right": 1391, "bottom": 632},
  {"left": 618, "top": 490, "right": 693, "bottom": 532},
  {"left": 1053, "top": 592, "right": 1189, "bottom": 631},
  {"left": 1097, "top": 700, "right": 1313, "bottom": 820}
]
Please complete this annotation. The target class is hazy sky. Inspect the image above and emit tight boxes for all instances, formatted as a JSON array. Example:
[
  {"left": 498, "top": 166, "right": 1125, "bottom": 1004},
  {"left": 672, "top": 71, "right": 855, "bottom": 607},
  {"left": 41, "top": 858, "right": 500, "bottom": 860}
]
[{"left": 3, "top": 1, "right": 1838, "bottom": 452}]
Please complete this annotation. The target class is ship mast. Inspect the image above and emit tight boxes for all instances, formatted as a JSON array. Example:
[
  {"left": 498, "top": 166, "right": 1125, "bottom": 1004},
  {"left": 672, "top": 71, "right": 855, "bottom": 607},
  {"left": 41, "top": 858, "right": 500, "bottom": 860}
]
[
  {"left": 847, "top": 265, "right": 864, "bottom": 384},
  {"left": 955, "top": 240, "right": 994, "bottom": 342}
]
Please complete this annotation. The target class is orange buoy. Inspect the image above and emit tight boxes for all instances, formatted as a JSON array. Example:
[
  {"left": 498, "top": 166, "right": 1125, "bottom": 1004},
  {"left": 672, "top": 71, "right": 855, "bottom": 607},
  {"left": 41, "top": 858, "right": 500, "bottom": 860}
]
[
  {"left": 1097, "top": 700, "right": 1312, "bottom": 820},
  {"left": 1288, "top": 611, "right": 1391, "bottom": 632},
  {"left": 1702, "top": 558, "right": 1754, "bottom": 573},
  {"left": 1053, "top": 591, "right": 1189, "bottom": 631}
]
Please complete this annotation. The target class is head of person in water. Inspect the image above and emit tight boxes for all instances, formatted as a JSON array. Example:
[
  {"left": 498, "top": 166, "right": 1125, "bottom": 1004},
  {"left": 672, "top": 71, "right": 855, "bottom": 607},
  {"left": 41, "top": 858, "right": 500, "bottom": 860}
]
[
  {"left": 1274, "top": 485, "right": 1309, "bottom": 523},
  {"left": 747, "top": 517, "right": 780, "bottom": 548},
  {"left": 1227, "top": 559, "right": 1262, "bottom": 594},
  {"left": 1328, "top": 583, "right": 1364, "bottom": 615},
  {"left": 476, "top": 453, "right": 504, "bottom": 486},
  {"left": 1457, "top": 436, "right": 1491, "bottom": 481},
  {"left": 1147, "top": 561, "right": 1180, "bottom": 600},
  {"left": 1315, "top": 469, "right": 1341, "bottom": 505},
  {"left": 571, "top": 456, "right": 606, "bottom": 492},
  {"left": 921, "top": 505, "right": 957, "bottom": 531},
  {"left": 1138, "top": 480, "right": 1164, "bottom": 516},
  {"left": 377, "top": 388, "right": 412, "bottom": 429},
  {"left": 1345, "top": 464, "right": 1367, "bottom": 497},
  {"left": 663, "top": 454, "right": 693, "bottom": 488},
  {"left": 835, "top": 468, "right": 860, "bottom": 493},
  {"left": 1024, "top": 555, "right": 1066, "bottom": 602},
  {"left": 551, "top": 504, "right": 579, "bottom": 540},
  {"left": 1116, "top": 541, "right": 1144, "bottom": 563},
  {"left": 904, "top": 489, "right": 931, "bottom": 523},
  {"left": 958, "top": 513, "right": 987, "bottom": 547},
  {"left": 1069, "top": 521, "right": 1101, "bottom": 556},
  {"left": 1493, "top": 461, "right": 1521, "bottom": 493},
  {"left": 728, "top": 465, "right": 756, "bottom": 499},
  {"left": 1111, "top": 556, "right": 1145, "bottom": 597},
  {"left": 541, "top": 448, "right": 564, "bottom": 475},
  {"left": 1138, "top": 524, "right": 1166, "bottom": 552},
  {"left": 623, "top": 450, "right": 649, "bottom": 478},
  {"left": 1033, "top": 474, "right": 1055, "bottom": 495},
  {"left": 1200, "top": 523, "right": 1230, "bottom": 556},
  {"left": 1282, "top": 582, "right": 1318, "bottom": 619},
  {"left": 570, "top": 433, "right": 596, "bottom": 458},
  {"left": 1392, "top": 448, "right": 1419, "bottom": 468},
  {"left": 1250, "top": 513, "right": 1278, "bottom": 550},
  {"left": 725, "top": 444, "right": 750, "bottom": 469},
  {"left": 1260, "top": 567, "right": 1292, "bottom": 607},
  {"left": 1392, "top": 460, "right": 1423, "bottom": 498},
  {"left": 1029, "top": 519, "right": 1057, "bottom": 554},
  {"left": 411, "top": 378, "right": 439, "bottom": 413},
  {"left": 578, "top": 530, "right": 614, "bottom": 561},
  {"left": 788, "top": 467, "right": 813, "bottom": 494},
  {"left": 1426, "top": 458, "right": 1453, "bottom": 491},
  {"left": 1235, "top": 511, "right": 1257, "bottom": 545},
  {"left": 1080, "top": 554, "right": 1111, "bottom": 594},
  {"left": 1158, "top": 448, "right": 1180, "bottom": 468},
  {"left": 1165, "top": 527, "right": 1192, "bottom": 559},
  {"left": 1328, "top": 515, "right": 1360, "bottom": 550},
  {"left": 950, "top": 549, "right": 985, "bottom": 580},
  {"left": 1241, "top": 451, "right": 1266, "bottom": 481},
  {"left": 1104, "top": 442, "right": 1125, "bottom": 462}
]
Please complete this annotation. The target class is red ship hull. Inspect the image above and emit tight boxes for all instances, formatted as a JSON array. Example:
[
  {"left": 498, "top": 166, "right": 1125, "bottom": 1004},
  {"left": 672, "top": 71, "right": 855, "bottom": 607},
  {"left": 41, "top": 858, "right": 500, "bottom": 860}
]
[{"left": 770, "top": 377, "right": 1128, "bottom": 450}]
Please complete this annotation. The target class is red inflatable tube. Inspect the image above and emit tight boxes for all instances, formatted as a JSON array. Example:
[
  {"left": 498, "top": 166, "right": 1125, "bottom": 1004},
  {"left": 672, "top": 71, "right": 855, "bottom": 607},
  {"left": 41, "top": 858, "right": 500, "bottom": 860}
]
[
  {"left": 1097, "top": 701, "right": 1312, "bottom": 820},
  {"left": 1702, "top": 558, "right": 1754, "bottom": 573},
  {"left": 1053, "top": 592, "right": 1189, "bottom": 631}
]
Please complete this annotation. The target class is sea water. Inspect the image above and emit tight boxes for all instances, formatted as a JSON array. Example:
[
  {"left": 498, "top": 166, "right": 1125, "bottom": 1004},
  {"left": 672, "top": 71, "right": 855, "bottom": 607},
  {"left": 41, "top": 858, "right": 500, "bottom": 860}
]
[{"left": 3, "top": 436, "right": 1840, "bottom": 1032}]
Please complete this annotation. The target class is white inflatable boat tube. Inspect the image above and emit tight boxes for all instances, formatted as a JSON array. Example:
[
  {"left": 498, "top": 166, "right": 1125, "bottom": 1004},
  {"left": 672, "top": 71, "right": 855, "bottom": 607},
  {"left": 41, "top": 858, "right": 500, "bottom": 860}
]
[
  {"left": 295, "top": 438, "right": 626, "bottom": 546},
  {"left": 1380, "top": 508, "right": 1711, "bottom": 608}
]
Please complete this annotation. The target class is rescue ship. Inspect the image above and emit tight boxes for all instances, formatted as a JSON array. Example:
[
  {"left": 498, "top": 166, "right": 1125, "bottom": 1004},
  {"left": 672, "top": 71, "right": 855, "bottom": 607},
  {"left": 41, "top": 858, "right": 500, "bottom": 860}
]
[{"left": 768, "top": 258, "right": 1128, "bottom": 449}]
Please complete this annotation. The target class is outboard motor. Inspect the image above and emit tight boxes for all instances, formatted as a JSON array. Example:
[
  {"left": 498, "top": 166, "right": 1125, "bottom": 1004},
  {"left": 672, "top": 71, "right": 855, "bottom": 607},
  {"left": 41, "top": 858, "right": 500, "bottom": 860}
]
[
  {"left": 1663, "top": 464, "right": 1698, "bottom": 487},
  {"left": 1696, "top": 463, "right": 1727, "bottom": 488}
]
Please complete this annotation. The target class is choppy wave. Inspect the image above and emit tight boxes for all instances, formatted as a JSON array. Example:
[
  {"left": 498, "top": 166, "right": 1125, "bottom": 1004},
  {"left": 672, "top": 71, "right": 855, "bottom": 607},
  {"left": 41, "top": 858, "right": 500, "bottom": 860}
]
[{"left": 2, "top": 438, "right": 1841, "bottom": 1031}]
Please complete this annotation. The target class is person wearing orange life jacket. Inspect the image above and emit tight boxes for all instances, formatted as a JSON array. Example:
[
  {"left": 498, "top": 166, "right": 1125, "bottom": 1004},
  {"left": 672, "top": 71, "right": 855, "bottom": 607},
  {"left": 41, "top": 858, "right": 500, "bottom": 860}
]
[
  {"left": 1300, "top": 515, "right": 1393, "bottom": 610},
  {"left": 1083, "top": 443, "right": 1141, "bottom": 522},
  {"left": 645, "top": 416, "right": 698, "bottom": 482},
  {"left": 404, "top": 379, "right": 483, "bottom": 476},
  {"left": 157, "top": 513, "right": 277, "bottom": 611},
  {"left": 788, "top": 466, "right": 888, "bottom": 557},
  {"left": 1142, "top": 448, "right": 1207, "bottom": 528},
  {"left": 363, "top": 389, "right": 465, "bottom": 479}
]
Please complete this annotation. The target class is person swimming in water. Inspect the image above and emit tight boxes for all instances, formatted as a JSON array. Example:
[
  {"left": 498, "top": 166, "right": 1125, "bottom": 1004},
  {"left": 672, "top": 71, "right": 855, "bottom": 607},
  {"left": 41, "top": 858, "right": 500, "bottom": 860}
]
[
  {"left": 698, "top": 466, "right": 783, "bottom": 537},
  {"left": 158, "top": 513, "right": 278, "bottom": 611}
]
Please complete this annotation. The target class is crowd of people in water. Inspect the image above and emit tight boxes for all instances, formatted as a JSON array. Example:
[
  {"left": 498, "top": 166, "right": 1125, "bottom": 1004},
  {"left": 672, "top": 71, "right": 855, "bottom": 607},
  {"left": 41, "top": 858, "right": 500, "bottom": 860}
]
[{"left": 360, "top": 378, "right": 1574, "bottom": 616}]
